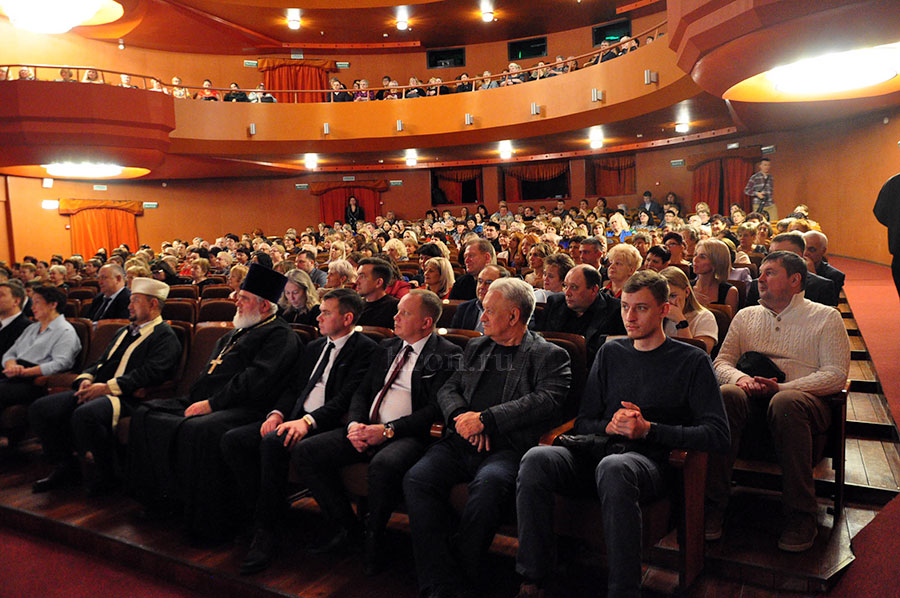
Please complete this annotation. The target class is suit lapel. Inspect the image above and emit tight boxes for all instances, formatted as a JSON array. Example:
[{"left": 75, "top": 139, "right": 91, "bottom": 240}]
[{"left": 500, "top": 332, "right": 534, "bottom": 403}]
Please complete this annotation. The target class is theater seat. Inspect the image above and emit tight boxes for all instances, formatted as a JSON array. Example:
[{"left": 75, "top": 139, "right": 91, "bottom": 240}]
[
  {"left": 168, "top": 285, "right": 199, "bottom": 300},
  {"left": 437, "top": 299, "right": 465, "bottom": 328},
  {"left": 162, "top": 298, "right": 198, "bottom": 325},
  {"left": 198, "top": 298, "right": 237, "bottom": 322},
  {"left": 201, "top": 284, "right": 233, "bottom": 299},
  {"left": 67, "top": 288, "right": 95, "bottom": 301},
  {"left": 290, "top": 323, "right": 320, "bottom": 345},
  {"left": 538, "top": 331, "right": 588, "bottom": 421},
  {"left": 353, "top": 325, "right": 394, "bottom": 343},
  {"left": 436, "top": 327, "right": 481, "bottom": 349},
  {"left": 176, "top": 322, "right": 234, "bottom": 397}
]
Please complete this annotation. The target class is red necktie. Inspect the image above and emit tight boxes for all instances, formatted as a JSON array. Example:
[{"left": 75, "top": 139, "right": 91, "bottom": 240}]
[{"left": 369, "top": 344, "right": 413, "bottom": 423}]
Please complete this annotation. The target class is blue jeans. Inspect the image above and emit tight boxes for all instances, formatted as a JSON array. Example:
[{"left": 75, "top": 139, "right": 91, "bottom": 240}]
[
  {"left": 516, "top": 446, "right": 665, "bottom": 598},
  {"left": 403, "top": 434, "right": 521, "bottom": 591}
]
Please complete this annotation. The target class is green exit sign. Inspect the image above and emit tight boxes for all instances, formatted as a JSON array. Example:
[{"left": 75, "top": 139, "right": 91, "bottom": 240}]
[{"left": 243, "top": 60, "right": 258, "bottom": 67}]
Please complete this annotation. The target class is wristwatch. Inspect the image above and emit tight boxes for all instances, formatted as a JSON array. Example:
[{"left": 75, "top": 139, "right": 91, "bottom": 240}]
[
  {"left": 382, "top": 423, "right": 395, "bottom": 439},
  {"left": 675, "top": 319, "right": 690, "bottom": 330}
]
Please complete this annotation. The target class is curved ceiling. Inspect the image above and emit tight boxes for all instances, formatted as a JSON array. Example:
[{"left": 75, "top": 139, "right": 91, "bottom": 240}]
[{"left": 71, "top": 0, "right": 641, "bottom": 55}]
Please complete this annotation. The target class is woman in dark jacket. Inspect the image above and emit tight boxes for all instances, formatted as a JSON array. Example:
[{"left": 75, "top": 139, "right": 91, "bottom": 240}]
[{"left": 345, "top": 196, "right": 365, "bottom": 228}]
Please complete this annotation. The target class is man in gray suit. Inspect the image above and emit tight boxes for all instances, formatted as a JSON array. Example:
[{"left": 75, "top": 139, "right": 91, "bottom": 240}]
[{"left": 403, "top": 278, "right": 571, "bottom": 598}]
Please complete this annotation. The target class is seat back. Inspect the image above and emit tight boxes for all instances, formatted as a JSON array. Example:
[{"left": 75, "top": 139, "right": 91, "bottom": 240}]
[
  {"left": 436, "top": 327, "right": 481, "bottom": 350},
  {"left": 79, "top": 280, "right": 99, "bottom": 290},
  {"left": 64, "top": 299, "right": 81, "bottom": 319},
  {"left": 176, "top": 322, "right": 234, "bottom": 396},
  {"left": 198, "top": 298, "right": 237, "bottom": 322},
  {"left": 165, "top": 320, "right": 193, "bottom": 384},
  {"left": 162, "top": 298, "right": 198, "bottom": 324},
  {"left": 168, "top": 285, "right": 199, "bottom": 300},
  {"left": 200, "top": 284, "right": 233, "bottom": 299},
  {"left": 66, "top": 317, "right": 92, "bottom": 371},
  {"left": 67, "top": 288, "right": 95, "bottom": 301},
  {"left": 538, "top": 331, "right": 588, "bottom": 420},
  {"left": 353, "top": 325, "right": 394, "bottom": 343},
  {"left": 730, "top": 279, "right": 748, "bottom": 308},
  {"left": 437, "top": 299, "right": 465, "bottom": 328},
  {"left": 87, "top": 319, "right": 131, "bottom": 366},
  {"left": 290, "top": 323, "right": 320, "bottom": 345}
]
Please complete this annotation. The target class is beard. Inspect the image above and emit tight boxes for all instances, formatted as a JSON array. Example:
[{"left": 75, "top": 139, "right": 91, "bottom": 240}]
[{"left": 233, "top": 307, "right": 263, "bottom": 329}]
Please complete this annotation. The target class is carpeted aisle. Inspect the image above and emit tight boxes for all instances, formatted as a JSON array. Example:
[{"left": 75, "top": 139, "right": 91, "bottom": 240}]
[
  {"left": 828, "top": 495, "right": 900, "bottom": 597},
  {"left": 0, "top": 527, "right": 210, "bottom": 598},
  {"left": 829, "top": 256, "right": 900, "bottom": 421}
]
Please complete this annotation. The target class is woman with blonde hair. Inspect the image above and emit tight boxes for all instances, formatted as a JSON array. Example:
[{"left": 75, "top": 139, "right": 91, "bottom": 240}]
[
  {"left": 516, "top": 233, "right": 541, "bottom": 272},
  {"left": 602, "top": 243, "right": 641, "bottom": 298},
  {"left": 325, "top": 259, "right": 357, "bottom": 289},
  {"left": 383, "top": 238, "right": 409, "bottom": 263},
  {"left": 227, "top": 265, "right": 248, "bottom": 299},
  {"left": 278, "top": 268, "right": 320, "bottom": 326},
  {"left": 329, "top": 241, "right": 349, "bottom": 262},
  {"left": 524, "top": 242, "right": 553, "bottom": 288},
  {"left": 659, "top": 266, "right": 718, "bottom": 353},
  {"left": 691, "top": 239, "right": 738, "bottom": 314},
  {"left": 125, "top": 264, "right": 152, "bottom": 289},
  {"left": 422, "top": 257, "right": 455, "bottom": 299},
  {"left": 606, "top": 212, "right": 630, "bottom": 242}
]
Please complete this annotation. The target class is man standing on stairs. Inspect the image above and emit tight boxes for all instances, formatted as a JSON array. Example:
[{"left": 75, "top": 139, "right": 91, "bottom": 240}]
[
  {"left": 706, "top": 251, "right": 850, "bottom": 553},
  {"left": 874, "top": 173, "right": 900, "bottom": 299}
]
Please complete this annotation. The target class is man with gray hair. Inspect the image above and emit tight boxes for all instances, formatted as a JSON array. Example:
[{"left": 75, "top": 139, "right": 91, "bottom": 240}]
[
  {"left": 404, "top": 278, "right": 571, "bottom": 598},
  {"left": 87, "top": 264, "right": 131, "bottom": 321},
  {"left": 0, "top": 281, "right": 31, "bottom": 358},
  {"left": 802, "top": 230, "right": 844, "bottom": 301}
]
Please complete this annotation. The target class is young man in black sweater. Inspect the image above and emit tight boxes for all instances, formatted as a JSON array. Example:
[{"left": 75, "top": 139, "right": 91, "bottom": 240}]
[{"left": 514, "top": 270, "right": 730, "bottom": 598}]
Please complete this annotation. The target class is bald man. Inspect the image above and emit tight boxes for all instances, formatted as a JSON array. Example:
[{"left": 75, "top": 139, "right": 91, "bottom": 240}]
[{"left": 803, "top": 231, "right": 844, "bottom": 303}]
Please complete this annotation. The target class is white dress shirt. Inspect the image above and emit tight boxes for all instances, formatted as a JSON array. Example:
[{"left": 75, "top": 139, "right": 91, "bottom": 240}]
[
  {"left": 302, "top": 331, "right": 354, "bottom": 414},
  {"left": 370, "top": 335, "right": 430, "bottom": 423}
]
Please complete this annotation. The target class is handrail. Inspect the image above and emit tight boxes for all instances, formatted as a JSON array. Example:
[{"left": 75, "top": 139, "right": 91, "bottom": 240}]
[{"left": 1, "top": 19, "right": 665, "bottom": 99}]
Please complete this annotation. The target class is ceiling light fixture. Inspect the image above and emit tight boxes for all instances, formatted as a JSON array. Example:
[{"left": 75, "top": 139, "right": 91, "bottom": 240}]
[
  {"left": 765, "top": 44, "right": 899, "bottom": 95},
  {"left": 589, "top": 128, "right": 604, "bottom": 149},
  {"left": 286, "top": 8, "right": 301, "bottom": 30},
  {"left": 480, "top": 1, "right": 493, "bottom": 22},
  {"left": 304, "top": 153, "right": 318, "bottom": 170},
  {"left": 405, "top": 149, "right": 418, "bottom": 167},
  {"left": 499, "top": 140, "right": 513, "bottom": 160},
  {"left": 674, "top": 122, "right": 690, "bottom": 134},
  {"left": 0, "top": 0, "right": 107, "bottom": 34},
  {"left": 42, "top": 161, "right": 123, "bottom": 178},
  {"left": 396, "top": 6, "right": 408, "bottom": 31}
]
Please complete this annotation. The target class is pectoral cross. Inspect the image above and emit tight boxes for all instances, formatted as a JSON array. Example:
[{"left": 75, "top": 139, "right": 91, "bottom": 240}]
[{"left": 207, "top": 357, "right": 224, "bottom": 374}]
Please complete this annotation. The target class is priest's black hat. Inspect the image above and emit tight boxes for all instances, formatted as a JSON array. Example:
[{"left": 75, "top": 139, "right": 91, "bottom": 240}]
[{"left": 241, "top": 263, "right": 287, "bottom": 304}]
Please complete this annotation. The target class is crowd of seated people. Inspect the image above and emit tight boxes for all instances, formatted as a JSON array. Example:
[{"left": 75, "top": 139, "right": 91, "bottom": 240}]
[{"left": 0, "top": 186, "right": 851, "bottom": 598}]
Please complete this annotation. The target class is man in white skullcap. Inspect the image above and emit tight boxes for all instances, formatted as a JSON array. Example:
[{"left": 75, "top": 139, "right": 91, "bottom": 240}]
[{"left": 30, "top": 277, "right": 182, "bottom": 495}]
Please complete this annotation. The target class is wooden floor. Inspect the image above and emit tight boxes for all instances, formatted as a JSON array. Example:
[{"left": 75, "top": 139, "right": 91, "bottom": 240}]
[{"left": 0, "top": 292, "right": 897, "bottom": 598}]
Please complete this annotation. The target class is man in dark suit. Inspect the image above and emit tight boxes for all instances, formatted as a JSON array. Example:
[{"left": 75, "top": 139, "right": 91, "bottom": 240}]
[
  {"left": 128, "top": 265, "right": 302, "bottom": 540},
  {"left": 639, "top": 190, "right": 664, "bottom": 223},
  {"left": 29, "top": 278, "right": 181, "bottom": 494},
  {"left": 803, "top": 231, "right": 845, "bottom": 303},
  {"left": 292, "top": 290, "right": 463, "bottom": 575},
  {"left": 533, "top": 264, "right": 626, "bottom": 360},
  {"left": 87, "top": 264, "right": 131, "bottom": 321},
  {"left": 450, "top": 264, "right": 508, "bottom": 331},
  {"left": 404, "top": 279, "right": 571, "bottom": 598},
  {"left": 448, "top": 239, "right": 496, "bottom": 301},
  {"left": 0, "top": 282, "right": 32, "bottom": 358},
  {"left": 356, "top": 258, "right": 399, "bottom": 329},
  {"left": 875, "top": 173, "right": 900, "bottom": 297},
  {"left": 222, "top": 288, "right": 378, "bottom": 574},
  {"left": 745, "top": 233, "right": 836, "bottom": 307}
]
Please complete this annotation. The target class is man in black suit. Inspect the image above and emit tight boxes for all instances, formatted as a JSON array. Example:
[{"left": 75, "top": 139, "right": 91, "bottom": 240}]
[
  {"left": 0, "top": 282, "right": 32, "bottom": 358},
  {"left": 533, "top": 264, "right": 626, "bottom": 360},
  {"left": 875, "top": 173, "right": 900, "bottom": 297},
  {"left": 745, "top": 233, "right": 836, "bottom": 307},
  {"left": 87, "top": 264, "right": 131, "bottom": 321},
  {"left": 356, "top": 258, "right": 399, "bottom": 329},
  {"left": 639, "top": 190, "right": 664, "bottom": 223},
  {"left": 292, "top": 290, "right": 462, "bottom": 575},
  {"left": 29, "top": 278, "right": 181, "bottom": 494},
  {"left": 450, "top": 264, "right": 508, "bottom": 331},
  {"left": 404, "top": 279, "right": 570, "bottom": 598},
  {"left": 803, "top": 231, "right": 845, "bottom": 303},
  {"left": 223, "top": 288, "right": 378, "bottom": 574},
  {"left": 448, "top": 239, "right": 496, "bottom": 301}
]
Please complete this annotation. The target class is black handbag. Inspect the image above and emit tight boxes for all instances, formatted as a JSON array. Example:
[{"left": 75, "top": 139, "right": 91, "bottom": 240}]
[{"left": 736, "top": 351, "right": 786, "bottom": 383}]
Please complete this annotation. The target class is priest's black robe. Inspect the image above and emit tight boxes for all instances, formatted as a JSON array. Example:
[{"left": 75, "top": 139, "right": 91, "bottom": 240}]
[{"left": 128, "top": 315, "right": 302, "bottom": 539}]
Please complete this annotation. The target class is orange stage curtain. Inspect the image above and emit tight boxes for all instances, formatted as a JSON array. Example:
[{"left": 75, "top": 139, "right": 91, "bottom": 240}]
[
  {"left": 692, "top": 160, "right": 723, "bottom": 215},
  {"left": 434, "top": 168, "right": 482, "bottom": 205},
  {"left": 257, "top": 58, "right": 338, "bottom": 104},
  {"left": 70, "top": 208, "right": 139, "bottom": 258},
  {"left": 722, "top": 157, "right": 756, "bottom": 213},
  {"left": 309, "top": 181, "right": 388, "bottom": 225},
  {"left": 594, "top": 156, "right": 636, "bottom": 196}
]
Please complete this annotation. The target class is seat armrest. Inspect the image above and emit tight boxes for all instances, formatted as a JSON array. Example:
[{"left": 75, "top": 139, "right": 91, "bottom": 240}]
[
  {"left": 35, "top": 373, "right": 79, "bottom": 391},
  {"left": 539, "top": 419, "right": 575, "bottom": 446},
  {"left": 132, "top": 381, "right": 178, "bottom": 402}
]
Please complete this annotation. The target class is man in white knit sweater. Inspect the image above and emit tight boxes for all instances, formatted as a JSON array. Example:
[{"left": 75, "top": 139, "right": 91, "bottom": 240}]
[{"left": 706, "top": 251, "right": 849, "bottom": 553}]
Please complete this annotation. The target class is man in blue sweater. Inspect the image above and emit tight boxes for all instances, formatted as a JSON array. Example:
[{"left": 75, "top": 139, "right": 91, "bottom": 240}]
[{"left": 514, "top": 270, "right": 730, "bottom": 598}]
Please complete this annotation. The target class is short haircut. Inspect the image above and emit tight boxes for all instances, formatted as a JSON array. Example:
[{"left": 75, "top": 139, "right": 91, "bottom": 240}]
[
  {"left": 762, "top": 251, "right": 807, "bottom": 290},
  {"left": 710, "top": 214, "right": 727, "bottom": 225},
  {"left": 417, "top": 242, "right": 444, "bottom": 259},
  {"left": 647, "top": 245, "right": 671, "bottom": 262},
  {"left": 487, "top": 278, "right": 536, "bottom": 322},
  {"left": 662, "top": 231, "right": 684, "bottom": 246},
  {"left": 481, "top": 264, "right": 510, "bottom": 279},
  {"left": 328, "top": 259, "right": 357, "bottom": 282},
  {"left": 484, "top": 221, "right": 501, "bottom": 232},
  {"left": 298, "top": 249, "right": 317, "bottom": 261},
  {"left": 409, "top": 288, "right": 442, "bottom": 327},
  {"left": 607, "top": 243, "right": 642, "bottom": 272},
  {"left": 358, "top": 257, "right": 394, "bottom": 287},
  {"left": 542, "top": 253, "right": 575, "bottom": 279},
  {"left": 575, "top": 264, "right": 602, "bottom": 289},
  {"left": 193, "top": 258, "right": 210, "bottom": 274},
  {"left": 678, "top": 225, "right": 700, "bottom": 243},
  {"left": 580, "top": 236, "right": 604, "bottom": 251},
  {"left": 101, "top": 263, "right": 125, "bottom": 279},
  {"left": 32, "top": 285, "right": 67, "bottom": 312},
  {"left": 466, "top": 238, "right": 497, "bottom": 262},
  {"left": 736, "top": 222, "right": 758, "bottom": 236},
  {"left": 321, "top": 288, "right": 366, "bottom": 324},
  {"left": 771, "top": 232, "right": 806, "bottom": 253},
  {"left": 630, "top": 231, "right": 651, "bottom": 244},
  {"left": 623, "top": 270, "right": 669, "bottom": 305},
  {"left": 0, "top": 281, "right": 25, "bottom": 305}
]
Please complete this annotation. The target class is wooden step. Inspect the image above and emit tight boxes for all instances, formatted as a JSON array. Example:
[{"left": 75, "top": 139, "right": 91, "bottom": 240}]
[
  {"left": 849, "top": 360, "right": 877, "bottom": 383},
  {"left": 844, "top": 318, "right": 859, "bottom": 335},
  {"left": 849, "top": 336, "right": 866, "bottom": 352},
  {"left": 838, "top": 303, "right": 852, "bottom": 315}
]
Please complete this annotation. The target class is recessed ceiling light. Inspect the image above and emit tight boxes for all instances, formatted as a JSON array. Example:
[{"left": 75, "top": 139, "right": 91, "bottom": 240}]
[
  {"left": 589, "top": 127, "right": 603, "bottom": 149},
  {"left": 675, "top": 122, "right": 690, "bottom": 134},
  {"left": 0, "top": 0, "right": 110, "bottom": 34},
  {"left": 42, "top": 162, "right": 123, "bottom": 178},
  {"left": 383, "top": 33, "right": 389, "bottom": 37},
  {"left": 396, "top": 7, "right": 408, "bottom": 30},
  {"left": 405, "top": 149, "right": 417, "bottom": 166},
  {"left": 304, "top": 153, "right": 318, "bottom": 169},
  {"left": 480, "top": 1, "right": 493, "bottom": 22},
  {"left": 499, "top": 140, "right": 513, "bottom": 159},
  {"left": 766, "top": 44, "right": 899, "bottom": 94},
  {"left": 286, "top": 8, "right": 301, "bottom": 30}
]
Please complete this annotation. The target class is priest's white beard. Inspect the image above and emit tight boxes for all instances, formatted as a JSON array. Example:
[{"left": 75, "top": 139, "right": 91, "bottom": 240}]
[{"left": 233, "top": 307, "right": 263, "bottom": 329}]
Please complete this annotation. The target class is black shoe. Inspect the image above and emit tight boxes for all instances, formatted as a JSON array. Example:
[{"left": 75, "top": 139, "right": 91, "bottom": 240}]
[
  {"left": 240, "top": 528, "right": 278, "bottom": 575},
  {"left": 363, "top": 529, "right": 386, "bottom": 576},
  {"left": 306, "top": 525, "right": 361, "bottom": 555},
  {"left": 32, "top": 463, "right": 79, "bottom": 494}
]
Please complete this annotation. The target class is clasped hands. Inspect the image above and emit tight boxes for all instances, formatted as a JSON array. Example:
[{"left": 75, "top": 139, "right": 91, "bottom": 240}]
[
  {"left": 736, "top": 375, "right": 779, "bottom": 397},
  {"left": 74, "top": 379, "right": 112, "bottom": 404},
  {"left": 454, "top": 411, "right": 490, "bottom": 453},
  {"left": 605, "top": 401, "right": 651, "bottom": 440},
  {"left": 346, "top": 422, "right": 386, "bottom": 453}
]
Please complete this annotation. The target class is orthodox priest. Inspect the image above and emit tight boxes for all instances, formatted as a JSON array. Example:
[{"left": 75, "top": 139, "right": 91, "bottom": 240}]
[{"left": 128, "top": 264, "right": 302, "bottom": 540}]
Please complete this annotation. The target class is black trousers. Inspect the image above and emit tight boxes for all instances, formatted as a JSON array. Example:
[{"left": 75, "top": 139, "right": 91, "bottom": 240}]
[
  {"left": 293, "top": 428, "right": 429, "bottom": 536},
  {"left": 0, "top": 378, "right": 44, "bottom": 411}
]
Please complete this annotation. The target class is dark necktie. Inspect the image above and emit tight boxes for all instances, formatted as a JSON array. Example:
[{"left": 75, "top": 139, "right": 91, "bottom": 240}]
[
  {"left": 369, "top": 345, "right": 413, "bottom": 423},
  {"left": 97, "top": 296, "right": 112, "bottom": 319},
  {"left": 291, "top": 342, "right": 335, "bottom": 418}
]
